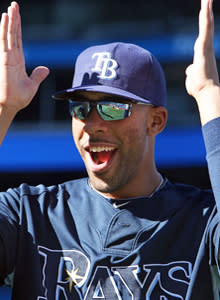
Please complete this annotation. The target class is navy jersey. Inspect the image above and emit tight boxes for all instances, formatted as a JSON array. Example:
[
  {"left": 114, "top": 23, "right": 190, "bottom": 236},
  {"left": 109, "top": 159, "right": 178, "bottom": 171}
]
[
  {"left": 1, "top": 117, "right": 220, "bottom": 299},
  {"left": 0, "top": 177, "right": 219, "bottom": 300}
]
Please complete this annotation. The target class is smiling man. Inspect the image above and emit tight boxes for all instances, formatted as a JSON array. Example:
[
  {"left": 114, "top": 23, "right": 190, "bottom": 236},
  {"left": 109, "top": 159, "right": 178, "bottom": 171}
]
[
  {"left": 1, "top": 0, "right": 220, "bottom": 299},
  {"left": 52, "top": 42, "right": 168, "bottom": 199}
]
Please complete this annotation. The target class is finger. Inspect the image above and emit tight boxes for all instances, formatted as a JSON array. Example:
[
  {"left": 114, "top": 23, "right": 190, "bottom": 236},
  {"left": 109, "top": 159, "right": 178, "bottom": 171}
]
[
  {"left": 7, "top": 4, "right": 17, "bottom": 50},
  {"left": 30, "top": 66, "right": 50, "bottom": 88},
  {"left": 16, "top": 4, "right": 22, "bottom": 51},
  {"left": 199, "top": 0, "right": 214, "bottom": 42},
  {"left": 0, "top": 13, "right": 9, "bottom": 52},
  {"left": 194, "top": 0, "right": 214, "bottom": 63},
  {"left": 185, "top": 64, "right": 193, "bottom": 77},
  {"left": 201, "top": 0, "right": 213, "bottom": 11},
  {"left": 11, "top": 2, "right": 22, "bottom": 50}
]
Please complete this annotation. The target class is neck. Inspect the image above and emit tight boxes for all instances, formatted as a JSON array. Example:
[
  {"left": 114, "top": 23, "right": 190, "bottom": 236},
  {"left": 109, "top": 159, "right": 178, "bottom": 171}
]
[{"left": 92, "top": 168, "right": 162, "bottom": 200}]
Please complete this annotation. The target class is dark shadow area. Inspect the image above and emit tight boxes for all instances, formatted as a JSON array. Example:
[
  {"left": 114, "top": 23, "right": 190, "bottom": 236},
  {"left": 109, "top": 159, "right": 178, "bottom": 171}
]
[{"left": 0, "top": 166, "right": 211, "bottom": 191}]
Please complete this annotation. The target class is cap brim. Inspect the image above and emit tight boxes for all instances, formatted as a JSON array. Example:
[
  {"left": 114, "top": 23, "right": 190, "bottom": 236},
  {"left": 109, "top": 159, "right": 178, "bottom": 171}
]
[{"left": 52, "top": 85, "right": 152, "bottom": 105}]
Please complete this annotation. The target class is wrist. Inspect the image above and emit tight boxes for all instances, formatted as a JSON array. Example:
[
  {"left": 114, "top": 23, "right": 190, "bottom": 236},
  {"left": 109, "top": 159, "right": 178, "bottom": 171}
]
[
  {"left": 195, "top": 85, "right": 220, "bottom": 125},
  {"left": 0, "top": 103, "right": 19, "bottom": 146},
  {"left": 0, "top": 103, "right": 19, "bottom": 119}
]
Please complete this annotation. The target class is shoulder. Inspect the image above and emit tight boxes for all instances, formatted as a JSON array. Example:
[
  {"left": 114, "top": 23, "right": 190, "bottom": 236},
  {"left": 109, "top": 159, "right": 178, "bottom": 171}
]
[
  {"left": 8, "top": 177, "right": 88, "bottom": 194},
  {"left": 0, "top": 177, "right": 90, "bottom": 206},
  {"left": 164, "top": 180, "right": 215, "bottom": 208},
  {"left": 0, "top": 177, "right": 91, "bottom": 221},
  {"left": 170, "top": 180, "right": 213, "bottom": 197},
  {"left": 143, "top": 180, "right": 215, "bottom": 220}
]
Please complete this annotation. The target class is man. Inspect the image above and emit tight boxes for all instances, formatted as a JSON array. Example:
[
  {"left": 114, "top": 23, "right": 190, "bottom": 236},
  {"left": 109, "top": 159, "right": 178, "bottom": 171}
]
[{"left": 0, "top": 0, "right": 220, "bottom": 299}]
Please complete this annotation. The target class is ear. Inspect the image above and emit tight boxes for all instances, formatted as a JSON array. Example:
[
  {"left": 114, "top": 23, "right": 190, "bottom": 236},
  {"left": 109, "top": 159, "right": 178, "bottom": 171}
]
[{"left": 147, "top": 106, "right": 168, "bottom": 136}]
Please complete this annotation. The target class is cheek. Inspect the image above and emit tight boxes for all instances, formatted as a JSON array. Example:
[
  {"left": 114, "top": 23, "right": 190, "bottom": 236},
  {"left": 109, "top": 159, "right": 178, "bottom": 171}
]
[
  {"left": 122, "top": 125, "right": 148, "bottom": 154},
  {"left": 72, "top": 119, "right": 84, "bottom": 148},
  {"left": 124, "top": 115, "right": 148, "bottom": 142},
  {"left": 126, "top": 128, "right": 139, "bottom": 144}
]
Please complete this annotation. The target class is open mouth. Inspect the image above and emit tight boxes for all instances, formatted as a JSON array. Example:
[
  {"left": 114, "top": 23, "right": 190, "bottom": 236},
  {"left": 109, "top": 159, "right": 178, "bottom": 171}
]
[{"left": 88, "top": 146, "right": 117, "bottom": 165}]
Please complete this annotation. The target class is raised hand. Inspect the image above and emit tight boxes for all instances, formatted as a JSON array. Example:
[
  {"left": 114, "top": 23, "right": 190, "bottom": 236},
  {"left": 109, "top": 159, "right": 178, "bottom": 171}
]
[
  {"left": 185, "top": 0, "right": 220, "bottom": 125},
  {"left": 0, "top": 2, "right": 49, "bottom": 115}
]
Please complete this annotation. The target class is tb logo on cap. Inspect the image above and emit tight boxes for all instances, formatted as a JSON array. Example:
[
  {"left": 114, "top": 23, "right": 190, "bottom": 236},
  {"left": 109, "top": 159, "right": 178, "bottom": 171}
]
[{"left": 91, "top": 52, "right": 118, "bottom": 80}]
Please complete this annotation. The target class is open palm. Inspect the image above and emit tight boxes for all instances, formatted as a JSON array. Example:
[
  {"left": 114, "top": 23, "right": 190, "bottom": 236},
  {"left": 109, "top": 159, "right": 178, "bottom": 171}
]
[
  {"left": 185, "top": 0, "right": 219, "bottom": 101},
  {"left": 0, "top": 2, "right": 49, "bottom": 114}
]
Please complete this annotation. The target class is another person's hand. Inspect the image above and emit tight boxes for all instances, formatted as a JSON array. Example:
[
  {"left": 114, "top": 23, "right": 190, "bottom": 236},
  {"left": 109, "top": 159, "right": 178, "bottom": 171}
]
[
  {"left": 185, "top": 0, "right": 220, "bottom": 125},
  {"left": 0, "top": 2, "right": 49, "bottom": 115}
]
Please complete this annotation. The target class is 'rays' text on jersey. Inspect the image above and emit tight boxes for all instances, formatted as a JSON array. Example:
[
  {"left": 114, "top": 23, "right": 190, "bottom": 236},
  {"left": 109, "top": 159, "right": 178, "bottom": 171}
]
[{"left": 37, "top": 246, "right": 192, "bottom": 300}]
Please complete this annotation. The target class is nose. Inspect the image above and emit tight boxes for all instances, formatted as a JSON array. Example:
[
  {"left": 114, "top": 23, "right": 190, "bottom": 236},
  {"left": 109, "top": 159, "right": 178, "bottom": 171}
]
[{"left": 83, "top": 107, "right": 109, "bottom": 134}]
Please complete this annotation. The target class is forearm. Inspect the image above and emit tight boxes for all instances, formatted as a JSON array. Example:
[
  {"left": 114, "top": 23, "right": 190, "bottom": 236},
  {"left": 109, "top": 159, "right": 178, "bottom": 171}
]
[
  {"left": 202, "top": 117, "right": 220, "bottom": 211},
  {"left": 196, "top": 85, "right": 220, "bottom": 126}
]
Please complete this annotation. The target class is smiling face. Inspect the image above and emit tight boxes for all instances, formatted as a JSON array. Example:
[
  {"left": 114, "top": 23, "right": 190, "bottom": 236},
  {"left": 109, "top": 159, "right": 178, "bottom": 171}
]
[{"left": 72, "top": 92, "right": 167, "bottom": 199}]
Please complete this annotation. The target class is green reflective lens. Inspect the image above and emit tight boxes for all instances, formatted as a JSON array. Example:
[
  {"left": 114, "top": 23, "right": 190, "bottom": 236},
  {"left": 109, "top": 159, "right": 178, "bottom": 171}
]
[
  {"left": 72, "top": 102, "right": 90, "bottom": 120},
  {"left": 97, "top": 102, "right": 130, "bottom": 121},
  {"left": 69, "top": 101, "right": 132, "bottom": 121}
]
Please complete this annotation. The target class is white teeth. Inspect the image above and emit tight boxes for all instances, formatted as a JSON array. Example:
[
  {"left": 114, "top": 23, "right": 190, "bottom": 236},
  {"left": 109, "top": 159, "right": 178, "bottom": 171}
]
[{"left": 89, "top": 146, "right": 115, "bottom": 152}]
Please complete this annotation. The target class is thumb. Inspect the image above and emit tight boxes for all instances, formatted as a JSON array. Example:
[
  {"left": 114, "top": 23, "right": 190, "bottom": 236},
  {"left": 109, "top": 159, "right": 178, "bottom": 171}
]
[{"left": 30, "top": 66, "right": 50, "bottom": 87}]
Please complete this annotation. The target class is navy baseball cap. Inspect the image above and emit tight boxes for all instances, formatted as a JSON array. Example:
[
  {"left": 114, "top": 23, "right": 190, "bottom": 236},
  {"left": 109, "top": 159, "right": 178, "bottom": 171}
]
[{"left": 52, "top": 42, "right": 167, "bottom": 107}]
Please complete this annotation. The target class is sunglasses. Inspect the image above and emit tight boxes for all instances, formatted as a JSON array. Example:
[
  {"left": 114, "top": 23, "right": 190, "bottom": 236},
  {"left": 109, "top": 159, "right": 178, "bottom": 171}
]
[{"left": 69, "top": 99, "right": 153, "bottom": 121}]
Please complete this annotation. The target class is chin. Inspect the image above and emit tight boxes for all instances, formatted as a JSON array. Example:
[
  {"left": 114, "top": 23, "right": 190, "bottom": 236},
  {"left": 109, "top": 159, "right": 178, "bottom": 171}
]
[
  {"left": 90, "top": 180, "right": 112, "bottom": 194},
  {"left": 89, "top": 176, "right": 118, "bottom": 195}
]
